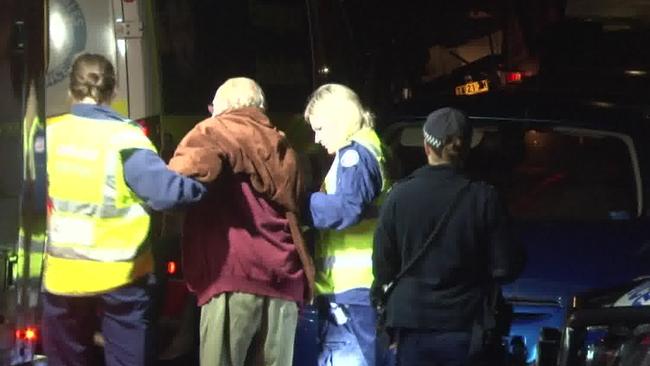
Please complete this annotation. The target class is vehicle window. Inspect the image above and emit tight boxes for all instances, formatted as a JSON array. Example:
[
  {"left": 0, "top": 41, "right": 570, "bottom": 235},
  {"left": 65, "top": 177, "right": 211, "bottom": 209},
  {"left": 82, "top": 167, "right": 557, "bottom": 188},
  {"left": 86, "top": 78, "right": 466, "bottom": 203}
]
[
  {"left": 156, "top": 0, "right": 312, "bottom": 115},
  {"left": 393, "top": 123, "right": 638, "bottom": 221},
  {"left": 566, "top": 0, "right": 650, "bottom": 20}
]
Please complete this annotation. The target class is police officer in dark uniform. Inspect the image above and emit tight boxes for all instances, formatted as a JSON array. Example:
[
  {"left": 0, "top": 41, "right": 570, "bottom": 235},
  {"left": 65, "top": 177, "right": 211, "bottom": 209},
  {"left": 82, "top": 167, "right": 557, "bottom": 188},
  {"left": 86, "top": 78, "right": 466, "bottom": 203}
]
[{"left": 371, "top": 107, "right": 525, "bottom": 366}]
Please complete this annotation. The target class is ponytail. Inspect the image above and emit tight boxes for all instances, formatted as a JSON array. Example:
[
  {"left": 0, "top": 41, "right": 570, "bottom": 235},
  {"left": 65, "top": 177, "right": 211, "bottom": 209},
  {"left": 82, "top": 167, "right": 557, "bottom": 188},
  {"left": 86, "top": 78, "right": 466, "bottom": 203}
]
[
  {"left": 69, "top": 53, "right": 116, "bottom": 105},
  {"left": 361, "top": 110, "right": 375, "bottom": 129}
]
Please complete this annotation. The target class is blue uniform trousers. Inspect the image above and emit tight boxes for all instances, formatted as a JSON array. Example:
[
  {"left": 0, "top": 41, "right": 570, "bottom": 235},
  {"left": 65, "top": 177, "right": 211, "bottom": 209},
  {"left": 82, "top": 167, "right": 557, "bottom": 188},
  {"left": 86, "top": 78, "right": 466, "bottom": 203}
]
[
  {"left": 41, "top": 274, "right": 156, "bottom": 366},
  {"left": 317, "top": 302, "right": 377, "bottom": 366}
]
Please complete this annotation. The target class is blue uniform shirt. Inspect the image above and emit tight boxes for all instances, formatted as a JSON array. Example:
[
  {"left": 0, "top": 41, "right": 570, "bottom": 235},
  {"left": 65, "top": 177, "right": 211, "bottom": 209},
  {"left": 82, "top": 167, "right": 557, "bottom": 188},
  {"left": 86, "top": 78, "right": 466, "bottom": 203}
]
[
  {"left": 70, "top": 104, "right": 206, "bottom": 210},
  {"left": 309, "top": 141, "right": 382, "bottom": 230}
]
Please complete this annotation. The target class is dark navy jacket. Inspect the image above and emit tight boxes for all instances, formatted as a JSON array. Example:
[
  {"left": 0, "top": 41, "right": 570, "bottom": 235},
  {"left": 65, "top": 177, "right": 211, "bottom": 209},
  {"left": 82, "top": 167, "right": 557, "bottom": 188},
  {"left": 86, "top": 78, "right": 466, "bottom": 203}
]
[
  {"left": 372, "top": 164, "right": 525, "bottom": 330},
  {"left": 309, "top": 141, "right": 383, "bottom": 230}
]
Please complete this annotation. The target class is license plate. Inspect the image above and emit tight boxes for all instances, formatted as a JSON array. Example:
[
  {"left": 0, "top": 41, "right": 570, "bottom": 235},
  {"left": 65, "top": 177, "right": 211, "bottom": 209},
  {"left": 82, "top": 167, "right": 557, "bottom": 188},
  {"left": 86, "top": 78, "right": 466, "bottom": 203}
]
[{"left": 455, "top": 79, "right": 489, "bottom": 96}]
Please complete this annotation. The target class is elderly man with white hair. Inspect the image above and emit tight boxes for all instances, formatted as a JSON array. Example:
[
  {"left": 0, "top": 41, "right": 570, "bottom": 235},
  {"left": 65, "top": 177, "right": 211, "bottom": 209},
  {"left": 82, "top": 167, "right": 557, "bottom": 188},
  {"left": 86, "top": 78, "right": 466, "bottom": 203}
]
[{"left": 169, "top": 77, "right": 315, "bottom": 366}]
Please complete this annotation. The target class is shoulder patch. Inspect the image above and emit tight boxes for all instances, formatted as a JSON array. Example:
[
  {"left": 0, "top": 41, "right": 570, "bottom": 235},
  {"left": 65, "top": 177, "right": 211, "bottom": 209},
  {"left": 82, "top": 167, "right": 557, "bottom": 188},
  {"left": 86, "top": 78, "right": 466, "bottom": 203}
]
[{"left": 340, "top": 149, "right": 360, "bottom": 168}]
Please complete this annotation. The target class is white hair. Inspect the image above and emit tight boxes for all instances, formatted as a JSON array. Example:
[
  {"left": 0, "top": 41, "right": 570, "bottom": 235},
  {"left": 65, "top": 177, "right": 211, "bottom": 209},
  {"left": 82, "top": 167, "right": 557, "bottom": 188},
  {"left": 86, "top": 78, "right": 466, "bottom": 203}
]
[
  {"left": 212, "top": 77, "right": 266, "bottom": 116},
  {"left": 304, "top": 83, "right": 374, "bottom": 130}
]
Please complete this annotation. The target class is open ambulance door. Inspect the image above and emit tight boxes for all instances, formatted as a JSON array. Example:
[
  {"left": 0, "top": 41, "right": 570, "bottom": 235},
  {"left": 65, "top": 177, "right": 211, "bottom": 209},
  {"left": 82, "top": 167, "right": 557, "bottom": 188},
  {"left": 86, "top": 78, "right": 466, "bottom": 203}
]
[
  {"left": 0, "top": 0, "right": 47, "bottom": 365},
  {"left": 47, "top": 0, "right": 161, "bottom": 146}
]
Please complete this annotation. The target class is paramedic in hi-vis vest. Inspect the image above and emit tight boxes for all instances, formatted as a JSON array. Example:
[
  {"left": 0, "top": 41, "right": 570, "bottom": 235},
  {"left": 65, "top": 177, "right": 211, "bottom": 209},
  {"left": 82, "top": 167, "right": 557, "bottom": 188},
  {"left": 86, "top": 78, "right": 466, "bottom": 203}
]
[
  {"left": 43, "top": 53, "right": 206, "bottom": 366},
  {"left": 304, "top": 84, "right": 390, "bottom": 366}
]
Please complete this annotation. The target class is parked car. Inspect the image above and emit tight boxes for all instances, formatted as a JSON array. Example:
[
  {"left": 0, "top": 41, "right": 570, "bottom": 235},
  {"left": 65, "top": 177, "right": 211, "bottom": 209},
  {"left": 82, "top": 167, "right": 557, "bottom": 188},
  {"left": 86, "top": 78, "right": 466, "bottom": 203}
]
[
  {"left": 556, "top": 276, "right": 650, "bottom": 366},
  {"left": 382, "top": 89, "right": 650, "bottom": 365}
]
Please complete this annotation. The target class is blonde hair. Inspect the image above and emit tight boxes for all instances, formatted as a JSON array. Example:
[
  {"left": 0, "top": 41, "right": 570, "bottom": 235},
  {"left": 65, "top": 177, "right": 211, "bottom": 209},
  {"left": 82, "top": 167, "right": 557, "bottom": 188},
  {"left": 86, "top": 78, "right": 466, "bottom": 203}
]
[
  {"left": 212, "top": 77, "right": 266, "bottom": 116},
  {"left": 304, "top": 84, "right": 374, "bottom": 131}
]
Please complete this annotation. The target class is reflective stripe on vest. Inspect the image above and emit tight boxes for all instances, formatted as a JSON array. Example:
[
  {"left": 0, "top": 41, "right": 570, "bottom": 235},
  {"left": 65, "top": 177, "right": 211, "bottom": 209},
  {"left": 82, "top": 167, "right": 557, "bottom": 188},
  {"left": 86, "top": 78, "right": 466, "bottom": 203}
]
[
  {"left": 315, "top": 128, "right": 391, "bottom": 295},
  {"left": 49, "top": 198, "right": 146, "bottom": 219},
  {"left": 47, "top": 245, "right": 145, "bottom": 262},
  {"left": 48, "top": 198, "right": 149, "bottom": 262},
  {"left": 45, "top": 114, "right": 156, "bottom": 295},
  {"left": 321, "top": 252, "right": 373, "bottom": 270}
]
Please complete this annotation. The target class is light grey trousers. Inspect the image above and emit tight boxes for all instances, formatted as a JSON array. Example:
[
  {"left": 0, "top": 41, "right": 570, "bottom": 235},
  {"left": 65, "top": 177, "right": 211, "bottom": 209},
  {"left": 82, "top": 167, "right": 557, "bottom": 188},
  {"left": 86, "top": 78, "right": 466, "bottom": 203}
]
[{"left": 200, "top": 292, "right": 299, "bottom": 366}]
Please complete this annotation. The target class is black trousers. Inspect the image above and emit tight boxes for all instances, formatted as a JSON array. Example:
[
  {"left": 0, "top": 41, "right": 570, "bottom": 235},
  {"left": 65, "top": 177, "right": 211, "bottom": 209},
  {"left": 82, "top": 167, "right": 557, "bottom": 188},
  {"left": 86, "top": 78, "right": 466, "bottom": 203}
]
[{"left": 397, "top": 329, "right": 472, "bottom": 366}]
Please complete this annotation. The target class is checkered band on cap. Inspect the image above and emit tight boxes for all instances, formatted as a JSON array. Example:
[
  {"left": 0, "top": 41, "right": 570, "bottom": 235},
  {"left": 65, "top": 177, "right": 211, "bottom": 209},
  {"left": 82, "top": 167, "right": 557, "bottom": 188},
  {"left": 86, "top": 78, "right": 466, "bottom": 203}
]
[
  {"left": 422, "top": 107, "right": 469, "bottom": 149},
  {"left": 423, "top": 127, "right": 443, "bottom": 148}
]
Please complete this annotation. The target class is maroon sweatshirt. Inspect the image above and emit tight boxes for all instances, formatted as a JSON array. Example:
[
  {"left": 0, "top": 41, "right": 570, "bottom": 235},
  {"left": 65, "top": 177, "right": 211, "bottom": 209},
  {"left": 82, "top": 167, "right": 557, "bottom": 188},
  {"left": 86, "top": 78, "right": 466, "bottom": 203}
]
[
  {"left": 182, "top": 173, "right": 305, "bottom": 306},
  {"left": 169, "top": 107, "right": 313, "bottom": 305}
]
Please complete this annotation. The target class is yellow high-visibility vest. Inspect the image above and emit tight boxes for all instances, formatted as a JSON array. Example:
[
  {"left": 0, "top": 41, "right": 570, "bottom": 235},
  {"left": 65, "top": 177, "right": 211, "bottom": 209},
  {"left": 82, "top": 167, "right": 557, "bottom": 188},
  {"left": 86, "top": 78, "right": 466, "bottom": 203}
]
[
  {"left": 315, "top": 128, "right": 390, "bottom": 295},
  {"left": 45, "top": 113, "right": 156, "bottom": 295}
]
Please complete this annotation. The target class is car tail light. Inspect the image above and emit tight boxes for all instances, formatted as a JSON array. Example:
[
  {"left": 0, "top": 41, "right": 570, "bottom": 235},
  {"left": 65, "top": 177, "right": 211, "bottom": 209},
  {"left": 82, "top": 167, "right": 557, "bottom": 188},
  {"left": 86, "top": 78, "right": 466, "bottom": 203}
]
[
  {"left": 505, "top": 71, "right": 522, "bottom": 83},
  {"left": 498, "top": 70, "right": 527, "bottom": 85},
  {"left": 166, "top": 261, "right": 177, "bottom": 275},
  {"left": 15, "top": 327, "right": 38, "bottom": 342}
]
